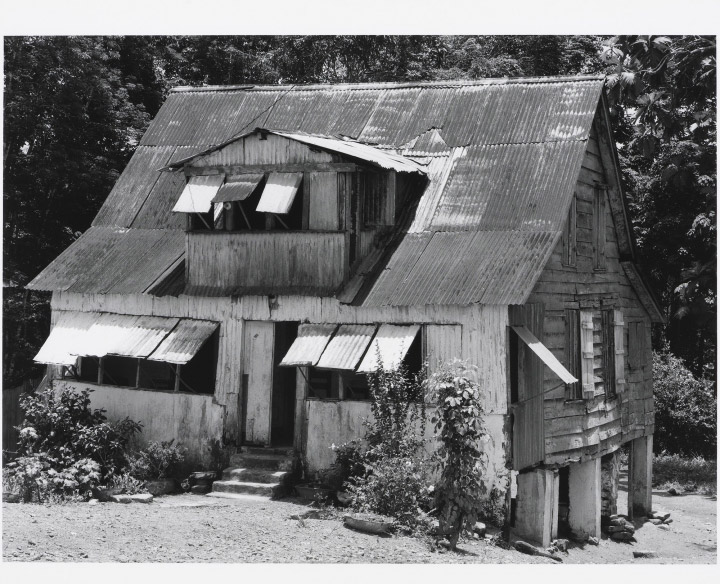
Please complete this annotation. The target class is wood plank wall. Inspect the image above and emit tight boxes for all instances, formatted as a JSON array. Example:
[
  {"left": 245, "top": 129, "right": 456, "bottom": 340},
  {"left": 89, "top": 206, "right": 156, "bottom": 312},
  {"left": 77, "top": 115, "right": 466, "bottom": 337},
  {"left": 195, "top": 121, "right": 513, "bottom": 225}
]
[{"left": 525, "top": 121, "right": 654, "bottom": 467}]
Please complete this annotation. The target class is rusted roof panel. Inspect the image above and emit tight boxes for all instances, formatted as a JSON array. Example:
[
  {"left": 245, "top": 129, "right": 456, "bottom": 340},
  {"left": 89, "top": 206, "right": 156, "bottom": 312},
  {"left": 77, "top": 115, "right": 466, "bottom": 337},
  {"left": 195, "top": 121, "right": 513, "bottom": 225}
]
[
  {"left": 256, "top": 172, "right": 303, "bottom": 214},
  {"left": 212, "top": 174, "right": 264, "bottom": 203},
  {"left": 172, "top": 174, "right": 225, "bottom": 213},
  {"left": 27, "top": 227, "right": 185, "bottom": 295},
  {"left": 356, "top": 324, "right": 420, "bottom": 373},
  {"left": 34, "top": 311, "right": 99, "bottom": 365},
  {"left": 148, "top": 319, "right": 219, "bottom": 364},
  {"left": 316, "top": 324, "right": 377, "bottom": 370},
  {"left": 279, "top": 324, "right": 338, "bottom": 367}
]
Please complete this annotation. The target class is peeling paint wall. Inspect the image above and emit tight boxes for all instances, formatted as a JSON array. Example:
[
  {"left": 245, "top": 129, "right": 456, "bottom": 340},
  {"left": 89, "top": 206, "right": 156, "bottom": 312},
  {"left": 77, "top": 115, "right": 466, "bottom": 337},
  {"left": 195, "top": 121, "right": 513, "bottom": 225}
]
[{"left": 54, "top": 380, "right": 225, "bottom": 469}]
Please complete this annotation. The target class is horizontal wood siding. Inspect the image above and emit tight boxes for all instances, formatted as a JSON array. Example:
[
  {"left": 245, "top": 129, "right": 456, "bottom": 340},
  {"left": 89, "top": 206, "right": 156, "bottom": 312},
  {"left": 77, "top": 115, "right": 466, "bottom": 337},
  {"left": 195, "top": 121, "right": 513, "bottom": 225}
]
[
  {"left": 307, "top": 172, "right": 340, "bottom": 231},
  {"left": 187, "top": 232, "right": 347, "bottom": 294},
  {"left": 525, "top": 123, "right": 655, "bottom": 467}
]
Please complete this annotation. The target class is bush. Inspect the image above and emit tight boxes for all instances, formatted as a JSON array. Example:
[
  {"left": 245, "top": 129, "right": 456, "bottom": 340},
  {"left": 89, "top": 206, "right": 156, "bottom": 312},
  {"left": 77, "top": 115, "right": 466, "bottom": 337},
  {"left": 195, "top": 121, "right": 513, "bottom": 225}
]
[
  {"left": 426, "top": 360, "right": 488, "bottom": 549},
  {"left": 335, "top": 366, "right": 433, "bottom": 527},
  {"left": 653, "top": 454, "right": 717, "bottom": 495},
  {"left": 128, "top": 440, "right": 186, "bottom": 480},
  {"left": 653, "top": 349, "right": 716, "bottom": 458},
  {"left": 4, "top": 387, "right": 142, "bottom": 502}
]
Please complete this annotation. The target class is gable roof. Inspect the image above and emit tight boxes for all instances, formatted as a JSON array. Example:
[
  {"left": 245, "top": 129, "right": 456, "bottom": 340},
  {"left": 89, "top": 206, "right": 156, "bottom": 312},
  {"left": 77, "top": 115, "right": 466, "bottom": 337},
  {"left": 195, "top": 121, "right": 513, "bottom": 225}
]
[{"left": 30, "top": 75, "right": 628, "bottom": 308}]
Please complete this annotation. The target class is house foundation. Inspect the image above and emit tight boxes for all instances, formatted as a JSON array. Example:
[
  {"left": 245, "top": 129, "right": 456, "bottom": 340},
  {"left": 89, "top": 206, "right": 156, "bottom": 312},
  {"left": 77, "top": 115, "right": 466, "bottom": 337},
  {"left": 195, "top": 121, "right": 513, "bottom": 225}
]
[
  {"left": 568, "top": 457, "right": 601, "bottom": 540},
  {"left": 628, "top": 435, "right": 653, "bottom": 518},
  {"left": 601, "top": 451, "right": 620, "bottom": 517},
  {"left": 514, "top": 468, "right": 558, "bottom": 547}
]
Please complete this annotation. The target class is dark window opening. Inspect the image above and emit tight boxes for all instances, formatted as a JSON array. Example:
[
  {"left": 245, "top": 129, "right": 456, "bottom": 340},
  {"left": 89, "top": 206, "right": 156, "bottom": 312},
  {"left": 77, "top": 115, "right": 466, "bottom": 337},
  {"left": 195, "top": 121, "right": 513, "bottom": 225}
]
[
  {"left": 138, "top": 359, "right": 175, "bottom": 391},
  {"left": 102, "top": 356, "right": 138, "bottom": 387},
  {"left": 340, "top": 371, "right": 370, "bottom": 401},
  {"left": 558, "top": 466, "right": 571, "bottom": 537},
  {"left": 272, "top": 322, "right": 298, "bottom": 446},
  {"left": 565, "top": 309, "right": 582, "bottom": 399},
  {"left": 602, "top": 310, "right": 616, "bottom": 398},
  {"left": 178, "top": 332, "right": 218, "bottom": 395},
  {"left": 509, "top": 328, "right": 519, "bottom": 404},
  {"left": 307, "top": 368, "right": 338, "bottom": 399},
  {"left": 78, "top": 356, "right": 99, "bottom": 383},
  {"left": 276, "top": 179, "right": 305, "bottom": 230},
  {"left": 361, "top": 171, "right": 387, "bottom": 227},
  {"left": 188, "top": 210, "right": 214, "bottom": 231},
  {"left": 223, "top": 175, "right": 268, "bottom": 231}
]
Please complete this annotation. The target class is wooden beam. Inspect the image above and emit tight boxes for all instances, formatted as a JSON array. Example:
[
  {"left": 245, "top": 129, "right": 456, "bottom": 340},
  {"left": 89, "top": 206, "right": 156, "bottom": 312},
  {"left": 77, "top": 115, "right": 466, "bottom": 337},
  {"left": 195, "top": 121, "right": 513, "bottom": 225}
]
[{"left": 184, "top": 163, "right": 357, "bottom": 176}]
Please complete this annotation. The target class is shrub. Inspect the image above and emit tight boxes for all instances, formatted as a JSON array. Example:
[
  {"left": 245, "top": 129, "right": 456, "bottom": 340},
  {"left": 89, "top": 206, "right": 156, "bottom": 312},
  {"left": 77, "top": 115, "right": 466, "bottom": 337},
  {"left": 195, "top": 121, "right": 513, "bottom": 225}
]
[
  {"left": 426, "top": 360, "right": 488, "bottom": 549},
  {"left": 653, "top": 349, "right": 716, "bottom": 458},
  {"left": 128, "top": 440, "right": 186, "bottom": 480},
  {"left": 107, "top": 472, "right": 148, "bottom": 495},
  {"left": 653, "top": 453, "right": 717, "bottom": 495}
]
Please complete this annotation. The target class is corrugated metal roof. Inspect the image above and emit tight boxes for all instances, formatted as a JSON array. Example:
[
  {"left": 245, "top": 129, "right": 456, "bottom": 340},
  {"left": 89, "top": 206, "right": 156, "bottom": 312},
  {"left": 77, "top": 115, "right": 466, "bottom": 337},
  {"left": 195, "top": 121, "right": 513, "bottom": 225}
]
[
  {"left": 34, "top": 311, "right": 99, "bottom": 365},
  {"left": 148, "top": 319, "right": 218, "bottom": 364},
  {"left": 172, "top": 174, "right": 224, "bottom": 213},
  {"left": 256, "top": 172, "right": 303, "bottom": 214},
  {"left": 27, "top": 227, "right": 185, "bottom": 294},
  {"left": 356, "top": 324, "right": 420, "bottom": 373},
  {"left": 279, "top": 324, "right": 338, "bottom": 367},
  {"left": 316, "top": 324, "right": 377, "bottom": 370},
  {"left": 212, "top": 174, "right": 264, "bottom": 203},
  {"left": 34, "top": 76, "right": 610, "bottom": 302}
]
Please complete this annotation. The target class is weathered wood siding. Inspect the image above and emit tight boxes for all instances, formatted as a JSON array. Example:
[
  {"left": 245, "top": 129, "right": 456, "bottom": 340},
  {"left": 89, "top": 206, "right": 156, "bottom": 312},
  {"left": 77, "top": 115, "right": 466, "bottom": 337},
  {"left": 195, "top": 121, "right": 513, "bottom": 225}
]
[
  {"left": 51, "top": 292, "right": 511, "bottom": 481},
  {"left": 187, "top": 232, "right": 347, "bottom": 294},
  {"left": 243, "top": 321, "right": 275, "bottom": 444},
  {"left": 525, "top": 121, "right": 654, "bottom": 467}
]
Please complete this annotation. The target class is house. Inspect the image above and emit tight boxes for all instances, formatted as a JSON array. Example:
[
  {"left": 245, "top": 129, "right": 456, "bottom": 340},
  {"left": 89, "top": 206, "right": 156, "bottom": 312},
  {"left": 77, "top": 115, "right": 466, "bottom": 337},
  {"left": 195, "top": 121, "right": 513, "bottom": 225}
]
[{"left": 29, "top": 76, "right": 663, "bottom": 545}]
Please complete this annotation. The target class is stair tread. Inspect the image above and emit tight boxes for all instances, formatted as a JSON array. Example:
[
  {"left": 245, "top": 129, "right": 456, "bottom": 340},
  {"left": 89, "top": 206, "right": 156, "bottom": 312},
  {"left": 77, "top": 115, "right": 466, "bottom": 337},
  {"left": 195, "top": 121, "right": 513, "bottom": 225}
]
[
  {"left": 214, "top": 480, "right": 281, "bottom": 488},
  {"left": 206, "top": 492, "right": 271, "bottom": 502}
]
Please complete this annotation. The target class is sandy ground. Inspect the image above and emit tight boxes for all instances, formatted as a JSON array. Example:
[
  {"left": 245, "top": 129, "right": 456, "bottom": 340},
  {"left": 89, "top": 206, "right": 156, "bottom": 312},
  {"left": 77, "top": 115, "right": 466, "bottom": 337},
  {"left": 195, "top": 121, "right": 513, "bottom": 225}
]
[{"left": 2, "top": 476, "right": 716, "bottom": 564}]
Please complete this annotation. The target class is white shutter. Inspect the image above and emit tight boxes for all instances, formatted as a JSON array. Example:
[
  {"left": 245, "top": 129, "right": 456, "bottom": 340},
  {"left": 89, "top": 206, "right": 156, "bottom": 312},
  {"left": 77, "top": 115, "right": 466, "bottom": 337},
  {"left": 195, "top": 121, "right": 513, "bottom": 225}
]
[
  {"left": 580, "top": 310, "right": 595, "bottom": 399},
  {"left": 613, "top": 309, "right": 626, "bottom": 394}
]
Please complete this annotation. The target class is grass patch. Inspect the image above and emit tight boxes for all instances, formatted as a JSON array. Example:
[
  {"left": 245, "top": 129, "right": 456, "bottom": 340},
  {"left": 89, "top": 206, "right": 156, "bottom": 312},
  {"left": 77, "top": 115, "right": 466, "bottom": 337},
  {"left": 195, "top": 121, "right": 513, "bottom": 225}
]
[{"left": 653, "top": 454, "right": 717, "bottom": 496}]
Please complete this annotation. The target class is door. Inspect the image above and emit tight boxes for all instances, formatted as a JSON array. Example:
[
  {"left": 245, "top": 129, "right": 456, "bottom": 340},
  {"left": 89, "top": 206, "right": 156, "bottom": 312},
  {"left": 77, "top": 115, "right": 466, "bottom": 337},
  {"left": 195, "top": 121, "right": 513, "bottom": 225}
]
[
  {"left": 271, "top": 322, "right": 298, "bottom": 446},
  {"left": 243, "top": 321, "right": 274, "bottom": 445}
]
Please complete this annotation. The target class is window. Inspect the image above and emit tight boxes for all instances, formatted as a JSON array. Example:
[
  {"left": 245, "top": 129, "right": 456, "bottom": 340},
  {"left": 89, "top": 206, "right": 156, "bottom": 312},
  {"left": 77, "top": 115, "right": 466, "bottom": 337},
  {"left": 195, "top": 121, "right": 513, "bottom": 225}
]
[
  {"left": 562, "top": 194, "right": 577, "bottom": 267},
  {"left": 593, "top": 185, "right": 607, "bottom": 271},
  {"left": 564, "top": 309, "right": 582, "bottom": 399},
  {"left": 360, "top": 171, "right": 395, "bottom": 228},
  {"left": 601, "top": 309, "right": 625, "bottom": 398}
]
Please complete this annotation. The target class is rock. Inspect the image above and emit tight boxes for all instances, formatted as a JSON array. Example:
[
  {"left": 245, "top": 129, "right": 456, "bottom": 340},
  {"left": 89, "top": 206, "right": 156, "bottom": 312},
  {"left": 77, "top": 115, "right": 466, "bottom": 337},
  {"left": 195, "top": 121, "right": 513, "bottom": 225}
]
[
  {"left": 88, "top": 499, "right": 99, "bottom": 506},
  {"left": 190, "top": 484, "right": 211, "bottom": 494},
  {"left": 189, "top": 471, "right": 217, "bottom": 481},
  {"left": 109, "top": 495, "right": 132, "bottom": 504},
  {"left": 658, "top": 524, "right": 670, "bottom": 531},
  {"left": 608, "top": 517, "right": 628, "bottom": 527},
  {"left": 610, "top": 531, "right": 634, "bottom": 542},
  {"left": 2, "top": 493, "right": 21, "bottom": 503},
  {"left": 552, "top": 538, "right": 570, "bottom": 552},
  {"left": 668, "top": 487, "right": 681, "bottom": 496},
  {"left": 473, "top": 521, "right": 486, "bottom": 537},
  {"left": 650, "top": 518, "right": 663, "bottom": 525},
  {"left": 606, "top": 524, "right": 635, "bottom": 534},
  {"left": 633, "top": 550, "right": 658, "bottom": 558},
  {"left": 587, "top": 536, "right": 599, "bottom": 546},
  {"left": 663, "top": 518, "right": 673, "bottom": 524},
  {"left": 129, "top": 493, "right": 153, "bottom": 504}
]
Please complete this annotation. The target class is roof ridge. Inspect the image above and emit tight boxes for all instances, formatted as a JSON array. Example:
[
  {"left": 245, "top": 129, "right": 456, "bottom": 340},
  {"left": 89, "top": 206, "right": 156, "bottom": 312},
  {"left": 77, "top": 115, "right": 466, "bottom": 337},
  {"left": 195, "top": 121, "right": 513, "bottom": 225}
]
[{"left": 169, "top": 75, "right": 606, "bottom": 93}]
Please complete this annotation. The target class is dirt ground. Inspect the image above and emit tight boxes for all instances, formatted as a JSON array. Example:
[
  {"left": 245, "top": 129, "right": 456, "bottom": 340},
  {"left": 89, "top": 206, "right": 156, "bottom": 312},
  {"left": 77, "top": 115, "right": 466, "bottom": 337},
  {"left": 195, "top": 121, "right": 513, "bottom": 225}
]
[{"left": 2, "top": 476, "right": 716, "bottom": 564}]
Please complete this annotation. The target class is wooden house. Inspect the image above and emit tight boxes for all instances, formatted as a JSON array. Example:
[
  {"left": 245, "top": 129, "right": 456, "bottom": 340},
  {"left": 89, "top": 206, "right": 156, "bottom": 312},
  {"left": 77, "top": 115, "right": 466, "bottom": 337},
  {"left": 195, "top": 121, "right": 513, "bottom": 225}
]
[{"left": 29, "top": 76, "right": 663, "bottom": 545}]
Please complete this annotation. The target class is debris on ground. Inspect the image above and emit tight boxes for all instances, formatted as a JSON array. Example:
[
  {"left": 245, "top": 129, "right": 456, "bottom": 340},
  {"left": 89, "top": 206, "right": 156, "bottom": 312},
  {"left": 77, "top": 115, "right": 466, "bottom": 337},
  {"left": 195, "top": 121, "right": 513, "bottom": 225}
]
[{"left": 514, "top": 540, "right": 563, "bottom": 562}]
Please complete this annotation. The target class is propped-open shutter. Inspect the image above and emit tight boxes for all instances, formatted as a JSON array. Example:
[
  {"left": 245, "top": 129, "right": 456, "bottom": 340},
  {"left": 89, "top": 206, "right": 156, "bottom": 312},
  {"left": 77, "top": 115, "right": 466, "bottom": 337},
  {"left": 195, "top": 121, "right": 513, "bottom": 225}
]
[
  {"left": 613, "top": 309, "right": 626, "bottom": 394},
  {"left": 580, "top": 310, "right": 595, "bottom": 399}
]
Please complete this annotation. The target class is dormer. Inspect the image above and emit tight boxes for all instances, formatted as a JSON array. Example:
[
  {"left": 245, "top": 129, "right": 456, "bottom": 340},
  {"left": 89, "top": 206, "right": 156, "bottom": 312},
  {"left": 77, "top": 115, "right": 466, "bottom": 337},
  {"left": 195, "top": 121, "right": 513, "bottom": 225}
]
[{"left": 163, "top": 129, "right": 427, "bottom": 296}]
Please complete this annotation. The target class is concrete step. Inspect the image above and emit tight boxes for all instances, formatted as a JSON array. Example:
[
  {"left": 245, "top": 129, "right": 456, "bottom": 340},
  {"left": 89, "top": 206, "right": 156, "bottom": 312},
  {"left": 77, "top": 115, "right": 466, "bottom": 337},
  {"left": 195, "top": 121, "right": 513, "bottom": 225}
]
[
  {"left": 222, "top": 467, "right": 290, "bottom": 484},
  {"left": 239, "top": 446, "right": 295, "bottom": 457},
  {"left": 228, "top": 453, "right": 295, "bottom": 471},
  {"left": 205, "top": 492, "right": 274, "bottom": 503},
  {"left": 211, "top": 480, "right": 284, "bottom": 498}
]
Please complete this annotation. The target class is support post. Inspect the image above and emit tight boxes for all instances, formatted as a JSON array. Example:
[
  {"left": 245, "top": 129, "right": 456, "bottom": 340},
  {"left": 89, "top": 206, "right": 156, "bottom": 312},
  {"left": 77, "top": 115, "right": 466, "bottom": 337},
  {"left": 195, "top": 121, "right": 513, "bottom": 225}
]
[
  {"left": 628, "top": 435, "right": 653, "bottom": 519},
  {"left": 568, "top": 457, "right": 601, "bottom": 540},
  {"left": 514, "top": 468, "right": 558, "bottom": 547}
]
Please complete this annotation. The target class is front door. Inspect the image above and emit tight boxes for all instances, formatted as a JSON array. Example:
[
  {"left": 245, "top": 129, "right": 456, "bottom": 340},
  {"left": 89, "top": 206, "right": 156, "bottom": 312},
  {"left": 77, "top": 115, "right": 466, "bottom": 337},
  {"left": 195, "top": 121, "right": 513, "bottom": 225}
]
[
  {"left": 271, "top": 322, "right": 298, "bottom": 446},
  {"left": 243, "top": 321, "right": 274, "bottom": 445}
]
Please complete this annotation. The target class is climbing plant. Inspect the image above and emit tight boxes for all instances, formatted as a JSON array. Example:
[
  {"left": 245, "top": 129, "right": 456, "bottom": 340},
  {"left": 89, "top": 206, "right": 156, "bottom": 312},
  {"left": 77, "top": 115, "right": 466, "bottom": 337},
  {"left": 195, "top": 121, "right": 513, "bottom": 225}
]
[{"left": 427, "top": 360, "right": 488, "bottom": 549}]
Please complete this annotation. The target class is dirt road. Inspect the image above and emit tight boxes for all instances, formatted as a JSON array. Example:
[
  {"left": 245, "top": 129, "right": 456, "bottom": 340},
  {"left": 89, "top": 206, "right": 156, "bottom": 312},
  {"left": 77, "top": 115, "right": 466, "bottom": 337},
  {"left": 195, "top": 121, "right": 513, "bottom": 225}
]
[{"left": 2, "top": 482, "right": 715, "bottom": 564}]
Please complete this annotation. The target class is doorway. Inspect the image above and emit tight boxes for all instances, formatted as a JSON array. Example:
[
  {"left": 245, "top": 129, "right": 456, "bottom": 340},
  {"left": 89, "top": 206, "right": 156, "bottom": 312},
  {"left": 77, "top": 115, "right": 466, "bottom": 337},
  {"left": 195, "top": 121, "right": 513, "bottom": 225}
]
[{"left": 271, "top": 322, "right": 298, "bottom": 447}]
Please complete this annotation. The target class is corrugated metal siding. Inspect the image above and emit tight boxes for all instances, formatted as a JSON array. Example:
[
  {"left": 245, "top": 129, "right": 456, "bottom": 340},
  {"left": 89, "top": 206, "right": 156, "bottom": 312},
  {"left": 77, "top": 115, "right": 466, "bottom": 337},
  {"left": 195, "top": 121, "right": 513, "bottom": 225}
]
[
  {"left": 148, "top": 319, "right": 218, "bottom": 364},
  {"left": 356, "top": 324, "right": 420, "bottom": 372},
  {"left": 279, "top": 324, "right": 338, "bottom": 366},
  {"left": 212, "top": 174, "right": 264, "bottom": 203},
  {"left": 316, "top": 324, "right": 377, "bottom": 370},
  {"left": 27, "top": 227, "right": 185, "bottom": 294},
  {"left": 172, "top": 174, "right": 224, "bottom": 213},
  {"left": 255, "top": 172, "right": 303, "bottom": 214}
]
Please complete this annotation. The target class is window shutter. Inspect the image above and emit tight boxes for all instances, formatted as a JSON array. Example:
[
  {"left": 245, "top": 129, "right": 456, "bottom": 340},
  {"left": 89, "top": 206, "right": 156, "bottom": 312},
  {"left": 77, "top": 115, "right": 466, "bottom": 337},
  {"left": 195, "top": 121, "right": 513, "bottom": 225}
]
[
  {"left": 580, "top": 310, "right": 595, "bottom": 399},
  {"left": 613, "top": 309, "right": 626, "bottom": 394},
  {"left": 565, "top": 309, "right": 581, "bottom": 398}
]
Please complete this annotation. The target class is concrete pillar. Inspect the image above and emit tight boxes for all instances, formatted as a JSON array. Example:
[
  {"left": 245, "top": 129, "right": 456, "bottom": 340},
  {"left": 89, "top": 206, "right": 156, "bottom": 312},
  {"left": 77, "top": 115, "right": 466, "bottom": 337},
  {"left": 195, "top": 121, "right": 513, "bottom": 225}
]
[
  {"left": 514, "top": 469, "right": 558, "bottom": 547},
  {"left": 601, "top": 452, "right": 620, "bottom": 517},
  {"left": 628, "top": 435, "right": 653, "bottom": 519},
  {"left": 568, "top": 457, "right": 601, "bottom": 540}
]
